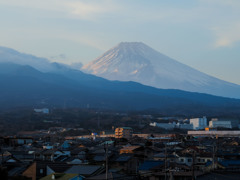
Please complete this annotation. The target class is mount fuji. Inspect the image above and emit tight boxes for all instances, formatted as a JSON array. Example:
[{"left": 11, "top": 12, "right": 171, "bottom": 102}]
[
  {"left": 1, "top": 45, "right": 240, "bottom": 114},
  {"left": 82, "top": 42, "right": 240, "bottom": 99}
]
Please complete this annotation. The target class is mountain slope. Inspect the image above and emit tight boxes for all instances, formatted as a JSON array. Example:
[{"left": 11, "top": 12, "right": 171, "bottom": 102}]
[
  {"left": 0, "top": 46, "right": 69, "bottom": 72},
  {"left": 82, "top": 42, "right": 240, "bottom": 99},
  {"left": 1, "top": 62, "right": 240, "bottom": 116}
]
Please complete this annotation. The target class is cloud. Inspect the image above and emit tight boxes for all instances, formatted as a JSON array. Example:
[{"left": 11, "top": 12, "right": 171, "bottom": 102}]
[
  {"left": 0, "top": 0, "right": 119, "bottom": 21},
  {"left": 213, "top": 23, "right": 240, "bottom": 47},
  {"left": 197, "top": 0, "right": 240, "bottom": 47},
  {"left": 65, "top": 1, "right": 118, "bottom": 20}
]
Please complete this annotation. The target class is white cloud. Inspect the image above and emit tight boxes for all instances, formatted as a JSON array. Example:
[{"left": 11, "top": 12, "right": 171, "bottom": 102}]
[
  {"left": 197, "top": 0, "right": 240, "bottom": 47},
  {"left": 213, "top": 23, "right": 240, "bottom": 47},
  {"left": 65, "top": 1, "right": 118, "bottom": 20},
  {"left": 0, "top": 0, "right": 119, "bottom": 21}
]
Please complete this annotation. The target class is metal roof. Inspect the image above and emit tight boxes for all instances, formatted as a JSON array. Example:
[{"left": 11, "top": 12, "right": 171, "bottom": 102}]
[{"left": 64, "top": 165, "right": 103, "bottom": 175}]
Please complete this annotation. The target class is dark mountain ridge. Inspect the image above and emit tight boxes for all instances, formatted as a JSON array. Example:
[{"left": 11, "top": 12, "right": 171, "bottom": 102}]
[{"left": 0, "top": 62, "right": 240, "bottom": 116}]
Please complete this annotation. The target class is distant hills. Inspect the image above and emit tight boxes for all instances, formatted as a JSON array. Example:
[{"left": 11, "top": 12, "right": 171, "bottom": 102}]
[
  {"left": 82, "top": 42, "right": 240, "bottom": 99},
  {"left": 0, "top": 46, "right": 240, "bottom": 116}
]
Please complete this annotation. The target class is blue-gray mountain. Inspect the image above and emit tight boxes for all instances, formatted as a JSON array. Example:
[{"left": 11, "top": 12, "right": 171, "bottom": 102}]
[
  {"left": 1, "top": 46, "right": 240, "bottom": 116},
  {"left": 82, "top": 42, "right": 240, "bottom": 99}
]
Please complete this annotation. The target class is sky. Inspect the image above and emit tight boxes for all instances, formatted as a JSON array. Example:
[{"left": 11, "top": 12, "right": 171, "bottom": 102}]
[{"left": 0, "top": 0, "right": 240, "bottom": 84}]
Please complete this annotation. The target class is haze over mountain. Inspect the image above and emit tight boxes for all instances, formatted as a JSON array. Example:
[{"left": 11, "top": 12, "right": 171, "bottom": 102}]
[
  {"left": 0, "top": 46, "right": 69, "bottom": 73},
  {"left": 82, "top": 42, "right": 240, "bottom": 99}
]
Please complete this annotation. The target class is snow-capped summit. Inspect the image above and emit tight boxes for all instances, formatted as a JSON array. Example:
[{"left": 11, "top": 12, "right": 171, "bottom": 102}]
[
  {"left": 83, "top": 42, "right": 153, "bottom": 79},
  {"left": 82, "top": 42, "right": 240, "bottom": 98}
]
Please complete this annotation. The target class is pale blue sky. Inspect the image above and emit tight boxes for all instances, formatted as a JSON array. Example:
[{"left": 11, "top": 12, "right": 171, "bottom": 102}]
[{"left": 0, "top": 0, "right": 240, "bottom": 84}]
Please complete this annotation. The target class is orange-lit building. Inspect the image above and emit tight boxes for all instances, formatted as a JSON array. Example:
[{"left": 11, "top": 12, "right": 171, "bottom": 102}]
[
  {"left": 119, "top": 145, "right": 142, "bottom": 154},
  {"left": 115, "top": 127, "right": 133, "bottom": 139}
]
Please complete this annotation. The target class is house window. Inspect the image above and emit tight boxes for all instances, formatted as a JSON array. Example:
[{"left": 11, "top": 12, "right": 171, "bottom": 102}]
[
  {"left": 180, "top": 159, "right": 184, "bottom": 162},
  {"left": 40, "top": 169, "right": 43, "bottom": 174},
  {"left": 188, "top": 159, "right": 192, "bottom": 162}
]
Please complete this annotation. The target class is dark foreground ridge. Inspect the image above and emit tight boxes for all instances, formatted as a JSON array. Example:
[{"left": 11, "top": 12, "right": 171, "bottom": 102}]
[{"left": 0, "top": 63, "right": 240, "bottom": 116}]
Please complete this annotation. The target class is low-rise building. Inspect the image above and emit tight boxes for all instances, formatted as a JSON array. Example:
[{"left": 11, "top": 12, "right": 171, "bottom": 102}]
[
  {"left": 150, "top": 122, "right": 193, "bottom": 130},
  {"left": 115, "top": 127, "right": 133, "bottom": 139},
  {"left": 209, "top": 119, "right": 232, "bottom": 129},
  {"left": 119, "top": 145, "right": 143, "bottom": 154},
  {"left": 149, "top": 122, "right": 176, "bottom": 130},
  {"left": 188, "top": 130, "right": 240, "bottom": 137},
  {"left": 177, "top": 123, "right": 193, "bottom": 130}
]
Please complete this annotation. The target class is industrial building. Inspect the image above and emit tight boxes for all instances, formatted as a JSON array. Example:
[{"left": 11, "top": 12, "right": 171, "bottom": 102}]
[
  {"left": 190, "top": 116, "right": 207, "bottom": 130},
  {"left": 209, "top": 119, "right": 232, "bottom": 129}
]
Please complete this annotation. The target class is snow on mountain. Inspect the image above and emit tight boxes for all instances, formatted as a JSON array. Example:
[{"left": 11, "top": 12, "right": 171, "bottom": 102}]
[{"left": 82, "top": 42, "right": 240, "bottom": 99}]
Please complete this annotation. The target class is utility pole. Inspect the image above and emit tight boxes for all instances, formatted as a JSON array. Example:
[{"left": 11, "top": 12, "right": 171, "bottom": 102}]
[
  {"left": 216, "top": 135, "right": 218, "bottom": 168},
  {"left": 98, "top": 113, "right": 100, "bottom": 129},
  {"left": 165, "top": 144, "right": 167, "bottom": 180},
  {"left": 1, "top": 147, "right": 3, "bottom": 166},
  {"left": 212, "top": 144, "right": 215, "bottom": 170},
  {"left": 105, "top": 143, "right": 108, "bottom": 180},
  {"left": 192, "top": 150, "right": 195, "bottom": 180}
]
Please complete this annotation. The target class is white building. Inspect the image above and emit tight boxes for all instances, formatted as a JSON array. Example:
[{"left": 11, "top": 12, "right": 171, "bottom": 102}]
[
  {"left": 150, "top": 122, "right": 176, "bottom": 130},
  {"left": 209, "top": 119, "right": 232, "bottom": 129},
  {"left": 34, "top": 108, "right": 49, "bottom": 114},
  {"left": 177, "top": 123, "right": 193, "bottom": 130},
  {"left": 150, "top": 122, "right": 193, "bottom": 130},
  {"left": 190, "top": 116, "right": 207, "bottom": 130}
]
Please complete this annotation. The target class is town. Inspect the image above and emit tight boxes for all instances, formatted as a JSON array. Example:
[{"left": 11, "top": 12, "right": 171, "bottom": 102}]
[{"left": 0, "top": 108, "right": 240, "bottom": 180}]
